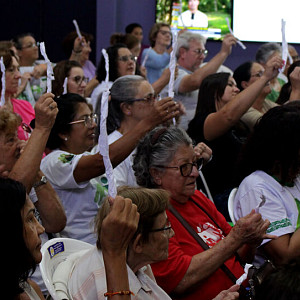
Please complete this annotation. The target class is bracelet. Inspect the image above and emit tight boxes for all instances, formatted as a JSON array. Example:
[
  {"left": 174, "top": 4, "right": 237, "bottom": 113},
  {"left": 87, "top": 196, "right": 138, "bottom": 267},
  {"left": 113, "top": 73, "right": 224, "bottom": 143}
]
[
  {"left": 104, "top": 290, "right": 134, "bottom": 297},
  {"left": 72, "top": 49, "right": 82, "bottom": 54}
]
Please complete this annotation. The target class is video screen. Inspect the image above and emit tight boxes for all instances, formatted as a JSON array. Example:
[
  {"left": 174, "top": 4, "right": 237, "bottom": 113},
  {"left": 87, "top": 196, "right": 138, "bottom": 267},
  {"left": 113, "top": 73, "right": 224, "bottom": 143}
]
[
  {"left": 233, "top": 0, "right": 300, "bottom": 43},
  {"left": 156, "top": 0, "right": 232, "bottom": 40}
]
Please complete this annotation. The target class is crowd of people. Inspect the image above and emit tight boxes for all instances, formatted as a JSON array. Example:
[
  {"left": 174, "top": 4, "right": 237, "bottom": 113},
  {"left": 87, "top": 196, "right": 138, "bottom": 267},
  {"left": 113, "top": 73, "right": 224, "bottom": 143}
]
[{"left": 2, "top": 19, "right": 300, "bottom": 300}]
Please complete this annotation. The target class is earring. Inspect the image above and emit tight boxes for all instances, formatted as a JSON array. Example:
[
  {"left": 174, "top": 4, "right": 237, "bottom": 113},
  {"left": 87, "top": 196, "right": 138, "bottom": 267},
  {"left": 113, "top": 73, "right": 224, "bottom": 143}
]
[{"left": 64, "top": 137, "right": 68, "bottom": 141}]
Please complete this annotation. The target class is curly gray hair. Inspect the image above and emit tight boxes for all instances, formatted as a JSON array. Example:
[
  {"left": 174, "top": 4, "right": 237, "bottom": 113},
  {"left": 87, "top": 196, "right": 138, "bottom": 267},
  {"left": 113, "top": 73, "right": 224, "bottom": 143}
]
[{"left": 133, "top": 126, "right": 192, "bottom": 188}]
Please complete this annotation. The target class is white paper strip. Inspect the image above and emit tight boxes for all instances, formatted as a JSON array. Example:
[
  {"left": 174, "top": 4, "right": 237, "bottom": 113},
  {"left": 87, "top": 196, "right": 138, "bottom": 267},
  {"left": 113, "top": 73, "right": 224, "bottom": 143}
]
[
  {"left": 142, "top": 47, "right": 151, "bottom": 67},
  {"left": 168, "top": 32, "right": 178, "bottom": 125},
  {"left": 236, "top": 263, "right": 252, "bottom": 285},
  {"left": 73, "top": 19, "right": 83, "bottom": 40},
  {"left": 63, "top": 77, "right": 68, "bottom": 94},
  {"left": 97, "top": 49, "right": 117, "bottom": 198},
  {"left": 225, "top": 17, "right": 246, "bottom": 50},
  {"left": 0, "top": 57, "right": 6, "bottom": 106},
  {"left": 40, "top": 42, "right": 54, "bottom": 93},
  {"left": 280, "top": 19, "right": 288, "bottom": 73}
]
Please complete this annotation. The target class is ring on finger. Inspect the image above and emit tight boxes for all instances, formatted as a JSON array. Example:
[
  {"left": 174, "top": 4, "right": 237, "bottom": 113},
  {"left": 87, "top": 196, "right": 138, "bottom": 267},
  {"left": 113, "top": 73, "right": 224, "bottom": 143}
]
[{"left": 49, "top": 104, "right": 55, "bottom": 110}]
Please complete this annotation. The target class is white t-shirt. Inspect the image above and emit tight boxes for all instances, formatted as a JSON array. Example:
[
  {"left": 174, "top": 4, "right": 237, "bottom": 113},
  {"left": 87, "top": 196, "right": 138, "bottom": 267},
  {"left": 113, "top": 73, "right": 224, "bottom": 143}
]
[
  {"left": 90, "top": 81, "right": 113, "bottom": 112},
  {"left": 234, "top": 170, "right": 299, "bottom": 265},
  {"left": 108, "top": 130, "right": 137, "bottom": 187},
  {"left": 41, "top": 150, "right": 104, "bottom": 244},
  {"left": 178, "top": 10, "right": 208, "bottom": 28},
  {"left": 68, "top": 246, "right": 172, "bottom": 300}
]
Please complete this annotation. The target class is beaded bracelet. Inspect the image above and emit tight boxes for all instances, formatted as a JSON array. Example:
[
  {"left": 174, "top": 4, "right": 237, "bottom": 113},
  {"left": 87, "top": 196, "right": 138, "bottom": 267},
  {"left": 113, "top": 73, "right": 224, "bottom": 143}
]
[{"left": 104, "top": 290, "right": 134, "bottom": 297}]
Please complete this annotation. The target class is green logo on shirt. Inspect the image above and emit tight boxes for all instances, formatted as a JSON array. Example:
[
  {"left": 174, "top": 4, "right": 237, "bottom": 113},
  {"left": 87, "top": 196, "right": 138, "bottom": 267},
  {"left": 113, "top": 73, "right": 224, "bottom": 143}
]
[
  {"left": 267, "top": 218, "right": 292, "bottom": 233},
  {"left": 58, "top": 154, "right": 75, "bottom": 164}
]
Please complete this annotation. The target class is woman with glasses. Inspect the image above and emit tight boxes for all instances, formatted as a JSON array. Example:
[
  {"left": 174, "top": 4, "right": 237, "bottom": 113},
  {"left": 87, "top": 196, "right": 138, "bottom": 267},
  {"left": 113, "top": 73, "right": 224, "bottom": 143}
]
[
  {"left": 40, "top": 92, "right": 179, "bottom": 244},
  {"left": 141, "top": 23, "right": 172, "bottom": 84},
  {"left": 52, "top": 60, "right": 88, "bottom": 97},
  {"left": 68, "top": 186, "right": 175, "bottom": 299},
  {"left": 187, "top": 55, "right": 283, "bottom": 220},
  {"left": 91, "top": 43, "right": 136, "bottom": 111},
  {"left": 233, "top": 61, "right": 277, "bottom": 131},
  {"left": 132, "top": 125, "right": 275, "bottom": 300}
]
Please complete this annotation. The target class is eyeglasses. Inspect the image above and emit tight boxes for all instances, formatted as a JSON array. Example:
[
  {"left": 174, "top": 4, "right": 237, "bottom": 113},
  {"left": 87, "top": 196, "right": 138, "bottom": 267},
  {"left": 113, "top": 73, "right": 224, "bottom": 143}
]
[
  {"left": 159, "top": 30, "right": 172, "bottom": 36},
  {"left": 192, "top": 49, "right": 208, "bottom": 56},
  {"left": 251, "top": 70, "right": 264, "bottom": 78},
  {"left": 68, "top": 113, "right": 98, "bottom": 128},
  {"left": 150, "top": 221, "right": 172, "bottom": 234},
  {"left": 69, "top": 76, "right": 89, "bottom": 85},
  {"left": 118, "top": 55, "right": 137, "bottom": 63},
  {"left": 126, "top": 94, "right": 159, "bottom": 103},
  {"left": 292, "top": 55, "right": 299, "bottom": 61},
  {"left": 22, "top": 42, "right": 39, "bottom": 49},
  {"left": 153, "top": 158, "right": 204, "bottom": 177}
]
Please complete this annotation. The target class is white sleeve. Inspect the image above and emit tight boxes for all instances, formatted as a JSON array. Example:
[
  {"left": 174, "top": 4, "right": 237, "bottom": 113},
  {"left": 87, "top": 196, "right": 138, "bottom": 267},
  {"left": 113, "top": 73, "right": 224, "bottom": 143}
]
[{"left": 41, "top": 151, "right": 90, "bottom": 189}]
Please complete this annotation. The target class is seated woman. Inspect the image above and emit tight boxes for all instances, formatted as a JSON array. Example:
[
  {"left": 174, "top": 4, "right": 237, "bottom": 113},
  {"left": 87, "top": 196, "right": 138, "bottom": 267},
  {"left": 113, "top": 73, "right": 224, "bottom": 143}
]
[
  {"left": 255, "top": 42, "right": 286, "bottom": 102},
  {"left": 0, "top": 49, "right": 35, "bottom": 140},
  {"left": 40, "top": 93, "right": 178, "bottom": 244},
  {"left": 52, "top": 60, "right": 88, "bottom": 97},
  {"left": 68, "top": 186, "right": 174, "bottom": 299},
  {"left": 90, "top": 43, "right": 136, "bottom": 111},
  {"left": 62, "top": 30, "right": 98, "bottom": 97},
  {"left": 234, "top": 104, "right": 300, "bottom": 267},
  {"left": 132, "top": 126, "right": 275, "bottom": 300},
  {"left": 141, "top": 22, "right": 172, "bottom": 84},
  {"left": 2, "top": 176, "right": 139, "bottom": 300},
  {"left": 2, "top": 178, "right": 45, "bottom": 299},
  {"left": 276, "top": 60, "right": 300, "bottom": 105},
  {"left": 187, "top": 56, "right": 283, "bottom": 219},
  {"left": 233, "top": 61, "right": 277, "bottom": 131}
]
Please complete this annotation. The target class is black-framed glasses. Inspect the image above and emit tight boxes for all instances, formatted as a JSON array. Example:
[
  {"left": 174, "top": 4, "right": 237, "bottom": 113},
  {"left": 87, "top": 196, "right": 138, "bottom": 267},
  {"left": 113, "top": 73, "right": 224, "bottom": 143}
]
[
  {"left": 193, "top": 49, "right": 208, "bottom": 56},
  {"left": 68, "top": 113, "right": 98, "bottom": 128},
  {"left": 22, "top": 42, "right": 39, "bottom": 49},
  {"left": 69, "top": 75, "right": 89, "bottom": 85},
  {"left": 153, "top": 158, "right": 204, "bottom": 177},
  {"left": 118, "top": 55, "right": 137, "bottom": 63},
  {"left": 126, "top": 94, "right": 159, "bottom": 103},
  {"left": 150, "top": 221, "right": 172, "bottom": 233}
]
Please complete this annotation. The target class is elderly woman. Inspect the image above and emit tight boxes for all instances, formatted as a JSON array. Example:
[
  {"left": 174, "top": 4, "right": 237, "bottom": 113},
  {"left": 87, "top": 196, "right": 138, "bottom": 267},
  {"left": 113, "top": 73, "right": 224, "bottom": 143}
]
[
  {"left": 255, "top": 42, "right": 286, "bottom": 102},
  {"left": 52, "top": 60, "right": 88, "bottom": 97},
  {"left": 233, "top": 61, "right": 277, "bottom": 131},
  {"left": 234, "top": 104, "right": 300, "bottom": 267},
  {"left": 132, "top": 126, "right": 275, "bottom": 300},
  {"left": 187, "top": 56, "right": 283, "bottom": 219},
  {"left": 40, "top": 92, "right": 178, "bottom": 244},
  {"left": 0, "top": 49, "right": 35, "bottom": 140},
  {"left": 141, "top": 22, "right": 172, "bottom": 84},
  {"left": 68, "top": 186, "right": 174, "bottom": 299}
]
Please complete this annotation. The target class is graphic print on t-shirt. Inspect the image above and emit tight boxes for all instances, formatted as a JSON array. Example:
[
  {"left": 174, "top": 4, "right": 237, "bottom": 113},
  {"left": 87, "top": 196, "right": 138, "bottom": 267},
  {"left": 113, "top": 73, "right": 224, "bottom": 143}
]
[{"left": 196, "top": 222, "right": 224, "bottom": 248}]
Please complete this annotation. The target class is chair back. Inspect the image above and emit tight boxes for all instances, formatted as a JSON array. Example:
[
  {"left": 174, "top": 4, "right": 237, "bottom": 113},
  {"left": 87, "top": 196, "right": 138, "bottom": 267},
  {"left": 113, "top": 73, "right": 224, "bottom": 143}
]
[
  {"left": 228, "top": 188, "right": 238, "bottom": 224},
  {"left": 40, "top": 238, "right": 93, "bottom": 300}
]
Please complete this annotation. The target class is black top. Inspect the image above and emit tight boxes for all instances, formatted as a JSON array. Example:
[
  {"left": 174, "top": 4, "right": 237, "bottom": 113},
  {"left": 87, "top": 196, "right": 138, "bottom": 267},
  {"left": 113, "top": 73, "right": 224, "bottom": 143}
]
[{"left": 187, "top": 112, "right": 250, "bottom": 197}]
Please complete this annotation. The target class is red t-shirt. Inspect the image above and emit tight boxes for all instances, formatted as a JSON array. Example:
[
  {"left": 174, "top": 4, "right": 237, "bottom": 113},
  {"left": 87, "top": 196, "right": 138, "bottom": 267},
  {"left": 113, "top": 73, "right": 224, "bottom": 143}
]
[
  {"left": 11, "top": 98, "right": 35, "bottom": 141},
  {"left": 151, "top": 190, "right": 244, "bottom": 300}
]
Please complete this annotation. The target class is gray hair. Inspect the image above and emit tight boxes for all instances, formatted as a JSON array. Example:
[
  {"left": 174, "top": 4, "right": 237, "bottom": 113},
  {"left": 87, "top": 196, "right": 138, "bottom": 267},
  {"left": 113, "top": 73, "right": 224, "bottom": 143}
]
[
  {"left": 107, "top": 75, "right": 146, "bottom": 134},
  {"left": 133, "top": 126, "right": 192, "bottom": 188},
  {"left": 176, "top": 31, "right": 207, "bottom": 59},
  {"left": 255, "top": 43, "right": 282, "bottom": 64}
]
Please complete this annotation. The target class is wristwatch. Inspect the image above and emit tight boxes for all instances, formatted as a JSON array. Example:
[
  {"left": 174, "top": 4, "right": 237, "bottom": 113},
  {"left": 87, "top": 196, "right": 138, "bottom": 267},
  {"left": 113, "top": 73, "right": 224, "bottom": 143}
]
[{"left": 33, "top": 175, "right": 48, "bottom": 189}]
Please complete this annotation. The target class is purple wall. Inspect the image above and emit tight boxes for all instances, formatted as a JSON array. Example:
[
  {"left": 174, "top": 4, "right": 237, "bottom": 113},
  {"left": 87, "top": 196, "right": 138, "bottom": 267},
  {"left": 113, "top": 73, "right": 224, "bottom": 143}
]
[{"left": 95, "top": 0, "right": 300, "bottom": 71}]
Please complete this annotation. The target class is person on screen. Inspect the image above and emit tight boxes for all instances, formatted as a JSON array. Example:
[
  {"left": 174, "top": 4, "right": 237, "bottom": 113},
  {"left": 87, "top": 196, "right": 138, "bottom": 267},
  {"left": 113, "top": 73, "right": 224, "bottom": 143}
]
[{"left": 178, "top": 0, "right": 208, "bottom": 28}]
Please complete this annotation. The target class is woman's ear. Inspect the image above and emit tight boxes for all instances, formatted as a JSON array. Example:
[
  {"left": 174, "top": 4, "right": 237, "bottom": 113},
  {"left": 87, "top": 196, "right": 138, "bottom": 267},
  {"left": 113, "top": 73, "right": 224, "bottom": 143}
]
[
  {"left": 150, "top": 167, "right": 162, "bottom": 186},
  {"left": 241, "top": 80, "right": 249, "bottom": 90},
  {"left": 120, "top": 102, "right": 132, "bottom": 116},
  {"left": 131, "top": 233, "right": 144, "bottom": 254},
  {"left": 58, "top": 133, "right": 68, "bottom": 142}
]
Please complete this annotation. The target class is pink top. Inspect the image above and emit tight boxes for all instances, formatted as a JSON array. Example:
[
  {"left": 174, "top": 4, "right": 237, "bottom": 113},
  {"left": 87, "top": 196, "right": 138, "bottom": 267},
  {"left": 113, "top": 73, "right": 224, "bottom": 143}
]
[{"left": 11, "top": 98, "right": 35, "bottom": 141}]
